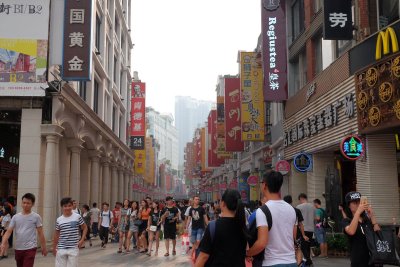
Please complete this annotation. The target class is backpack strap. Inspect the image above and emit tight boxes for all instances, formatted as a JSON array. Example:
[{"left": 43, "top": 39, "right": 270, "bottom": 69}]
[
  {"left": 209, "top": 220, "right": 217, "bottom": 243},
  {"left": 260, "top": 205, "right": 273, "bottom": 231}
]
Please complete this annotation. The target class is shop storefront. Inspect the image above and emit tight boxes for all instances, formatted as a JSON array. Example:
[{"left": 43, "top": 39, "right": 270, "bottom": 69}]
[
  {"left": 349, "top": 21, "right": 400, "bottom": 224},
  {"left": 283, "top": 52, "right": 360, "bottom": 224}
]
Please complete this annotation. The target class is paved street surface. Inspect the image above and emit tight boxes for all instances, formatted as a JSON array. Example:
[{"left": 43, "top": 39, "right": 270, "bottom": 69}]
[{"left": 1, "top": 237, "right": 359, "bottom": 267}]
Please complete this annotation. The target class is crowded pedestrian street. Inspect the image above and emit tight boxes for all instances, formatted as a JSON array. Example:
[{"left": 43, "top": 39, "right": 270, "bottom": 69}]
[
  {"left": 0, "top": 237, "right": 354, "bottom": 267},
  {"left": 3, "top": 0, "right": 400, "bottom": 267}
]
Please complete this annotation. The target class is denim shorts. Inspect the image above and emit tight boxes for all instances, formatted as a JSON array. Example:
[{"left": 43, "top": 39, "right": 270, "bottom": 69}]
[
  {"left": 315, "top": 227, "right": 327, "bottom": 244},
  {"left": 190, "top": 228, "right": 204, "bottom": 243}
]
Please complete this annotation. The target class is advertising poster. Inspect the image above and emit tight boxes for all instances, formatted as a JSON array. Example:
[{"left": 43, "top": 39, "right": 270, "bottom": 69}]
[
  {"left": 208, "top": 110, "right": 224, "bottom": 167},
  {"left": 240, "top": 52, "right": 265, "bottom": 141},
  {"left": 130, "top": 82, "right": 146, "bottom": 150},
  {"left": 225, "top": 77, "right": 244, "bottom": 151},
  {"left": 238, "top": 175, "right": 250, "bottom": 204},
  {"left": 0, "top": 0, "right": 50, "bottom": 96},
  {"left": 261, "top": 0, "right": 288, "bottom": 101}
]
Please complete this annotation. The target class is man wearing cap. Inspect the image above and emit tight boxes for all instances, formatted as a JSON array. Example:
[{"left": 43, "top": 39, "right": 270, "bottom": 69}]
[
  {"left": 343, "top": 191, "right": 380, "bottom": 267},
  {"left": 161, "top": 196, "right": 179, "bottom": 256}
]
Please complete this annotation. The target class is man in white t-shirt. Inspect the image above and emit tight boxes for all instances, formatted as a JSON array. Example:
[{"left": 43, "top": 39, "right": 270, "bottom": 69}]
[
  {"left": 98, "top": 202, "right": 113, "bottom": 248},
  {"left": 247, "top": 171, "right": 297, "bottom": 267}
]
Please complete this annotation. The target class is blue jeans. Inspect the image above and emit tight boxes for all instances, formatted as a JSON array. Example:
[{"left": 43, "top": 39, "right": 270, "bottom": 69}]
[
  {"left": 264, "top": 264, "right": 297, "bottom": 267},
  {"left": 190, "top": 228, "right": 204, "bottom": 244},
  {"left": 315, "top": 227, "right": 327, "bottom": 244}
]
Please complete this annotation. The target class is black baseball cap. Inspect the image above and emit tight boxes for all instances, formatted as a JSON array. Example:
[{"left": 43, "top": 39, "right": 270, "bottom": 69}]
[
  {"left": 166, "top": 196, "right": 173, "bottom": 201},
  {"left": 345, "top": 191, "right": 361, "bottom": 204}
]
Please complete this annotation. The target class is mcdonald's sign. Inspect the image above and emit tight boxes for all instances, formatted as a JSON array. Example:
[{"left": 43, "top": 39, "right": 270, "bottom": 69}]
[
  {"left": 375, "top": 27, "right": 399, "bottom": 60},
  {"left": 350, "top": 21, "right": 400, "bottom": 74}
]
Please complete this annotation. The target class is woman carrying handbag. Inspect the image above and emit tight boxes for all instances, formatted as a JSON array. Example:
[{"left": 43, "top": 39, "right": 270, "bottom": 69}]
[
  {"left": 146, "top": 201, "right": 162, "bottom": 256},
  {"left": 343, "top": 191, "right": 393, "bottom": 267}
]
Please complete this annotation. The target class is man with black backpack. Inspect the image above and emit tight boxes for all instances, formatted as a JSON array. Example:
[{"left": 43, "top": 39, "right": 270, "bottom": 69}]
[
  {"left": 313, "top": 198, "right": 328, "bottom": 258},
  {"left": 246, "top": 171, "right": 297, "bottom": 267}
]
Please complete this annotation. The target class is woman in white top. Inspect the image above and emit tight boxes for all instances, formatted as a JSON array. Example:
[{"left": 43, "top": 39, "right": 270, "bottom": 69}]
[
  {"left": 126, "top": 201, "right": 140, "bottom": 252},
  {"left": 0, "top": 206, "right": 12, "bottom": 259}
]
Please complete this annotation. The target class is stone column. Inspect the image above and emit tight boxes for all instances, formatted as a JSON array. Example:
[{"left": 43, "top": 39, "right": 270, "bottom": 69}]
[
  {"left": 128, "top": 173, "right": 133, "bottom": 200},
  {"left": 89, "top": 150, "right": 101, "bottom": 205},
  {"left": 124, "top": 171, "right": 129, "bottom": 200},
  {"left": 101, "top": 159, "right": 111, "bottom": 204},
  {"left": 111, "top": 164, "right": 118, "bottom": 205},
  {"left": 41, "top": 125, "right": 63, "bottom": 241},
  {"left": 67, "top": 139, "right": 83, "bottom": 201},
  {"left": 118, "top": 167, "right": 124, "bottom": 200}
]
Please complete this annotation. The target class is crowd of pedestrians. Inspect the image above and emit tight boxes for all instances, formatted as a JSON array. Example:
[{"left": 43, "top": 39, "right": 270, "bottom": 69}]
[{"left": 0, "top": 171, "right": 391, "bottom": 267}]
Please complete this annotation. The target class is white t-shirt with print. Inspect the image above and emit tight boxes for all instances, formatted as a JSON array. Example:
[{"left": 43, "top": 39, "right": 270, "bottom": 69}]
[
  {"left": 100, "top": 210, "right": 113, "bottom": 228},
  {"left": 256, "top": 200, "right": 297, "bottom": 266}
]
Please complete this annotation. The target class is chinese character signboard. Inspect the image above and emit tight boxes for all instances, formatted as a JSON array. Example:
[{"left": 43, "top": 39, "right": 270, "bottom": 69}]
[
  {"left": 240, "top": 52, "right": 265, "bottom": 141},
  {"left": 293, "top": 153, "right": 313, "bottom": 172},
  {"left": 340, "top": 135, "right": 364, "bottom": 160},
  {"left": 62, "top": 0, "right": 92, "bottom": 80},
  {"left": 0, "top": 0, "right": 50, "bottom": 96},
  {"left": 355, "top": 53, "right": 400, "bottom": 133},
  {"left": 208, "top": 110, "right": 224, "bottom": 167},
  {"left": 217, "top": 96, "right": 232, "bottom": 159},
  {"left": 323, "top": 0, "right": 353, "bottom": 40},
  {"left": 134, "top": 150, "right": 146, "bottom": 175},
  {"left": 261, "top": 0, "right": 288, "bottom": 101},
  {"left": 130, "top": 82, "right": 146, "bottom": 150},
  {"left": 284, "top": 93, "right": 355, "bottom": 147},
  {"left": 225, "top": 77, "right": 244, "bottom": 152}
]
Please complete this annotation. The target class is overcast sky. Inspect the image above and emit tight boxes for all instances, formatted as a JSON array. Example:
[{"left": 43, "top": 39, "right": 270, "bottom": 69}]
[{"left": 131, "top": 0, "right": 261, "bottom": 115}]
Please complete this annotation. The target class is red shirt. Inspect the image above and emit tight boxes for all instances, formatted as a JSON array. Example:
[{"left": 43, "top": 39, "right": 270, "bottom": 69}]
[{"left": 112, "top": 208, "right": 121, "bottom": 224}]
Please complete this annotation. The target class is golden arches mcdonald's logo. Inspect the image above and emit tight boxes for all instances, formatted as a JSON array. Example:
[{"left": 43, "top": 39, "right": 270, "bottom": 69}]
[{"left": 376, "top": 27, "right": 399, "bottom": 60}]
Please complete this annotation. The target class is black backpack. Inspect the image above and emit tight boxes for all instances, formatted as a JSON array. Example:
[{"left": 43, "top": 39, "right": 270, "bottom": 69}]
[
  {"left": 318, "top": 208, "right": 329, "bottom": 228},
  {"left": 248, "top": 205, "right": 273, "bottom": 265}
]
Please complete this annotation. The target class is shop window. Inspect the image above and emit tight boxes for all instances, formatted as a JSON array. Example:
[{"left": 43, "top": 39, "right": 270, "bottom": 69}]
[
  {"left": 314, "top": 35, "right": 323, "bottom": 76},
  {"left": 314, "top": 0, "right": 323, "bottom": 13},
  {"left": 94, "top": 80, "right": 99, "bottom": 114},
  {"left": 113, "top": 56, "right": 118, "bottom": 85},
  {"left": 291, "top": 0, "right": 305, "bottom": 41},
  {"left": 378, "top": 0, "right": 399, "bottom": 29},
  {"left": 289, "top": 49, "right": 307, "bottom": 97},
  {"left": 78, "top": 81, "right": 87, "bottom": 101},
  {"left": 95, "top": 14, "right": 102, "bottom": 53}
]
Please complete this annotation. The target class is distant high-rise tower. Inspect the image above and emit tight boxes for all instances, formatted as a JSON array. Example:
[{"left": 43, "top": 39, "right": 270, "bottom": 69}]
[{"left": 175, "top": 96, "right": 214, "bottom": 168}]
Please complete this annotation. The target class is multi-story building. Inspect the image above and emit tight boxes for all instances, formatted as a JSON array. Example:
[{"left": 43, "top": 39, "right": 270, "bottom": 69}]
[
  {"left": 283, "top": 0, "right": 400, "bottom": 225},
  {"left": 146, "top": 107, "right": 179, "bottom": 171},
  {"left": 0, "top": 0, "right": 135, "bottom": 241},
  {"left": 175, "top": 96, "right": 214, "bottom": 167}
]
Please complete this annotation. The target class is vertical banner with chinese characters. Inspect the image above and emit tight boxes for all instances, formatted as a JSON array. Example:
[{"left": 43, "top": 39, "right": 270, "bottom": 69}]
[
  {"left": 62, "top": 0, "right": 93, "bottom": 80},
  {"left": 130, "top": 82, "right": 146, "bottom": 150},
  {"left": 208, "top": 109, "right": 224, "bottom": 167},
  {"left": 207, "top": 111, "right": 213, "bottom": 167},
  {"left": 134, "top": 150, "right": 146, "bottom": 175},
  {"left": 0, "top": 0, "right": 50, "bottom": 96},
  {"left": 201, "top": 127, "right": 206, "bottom": 171},
  {"left": 240, "top": 52, "right": 265, "bottom": 141},
  {"left": 238, "top": 175, "right": 250, "bottom": 204},
  {"left": 261, "top": 0, "right": 288, "bottom": 101},
  {"left": 217, "top": 96, "right": 232, "bottom": 159},
  {"left": 225, "top": 77, "right": 244, "bottom": 151},
  {"left": 323, "top": 0, "right": 353, "bottom": 40}
]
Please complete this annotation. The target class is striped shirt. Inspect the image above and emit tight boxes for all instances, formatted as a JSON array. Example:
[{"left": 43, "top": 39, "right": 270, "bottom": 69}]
[{"left": 55, "top": 213, "right": 84, "bottom": 249}]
